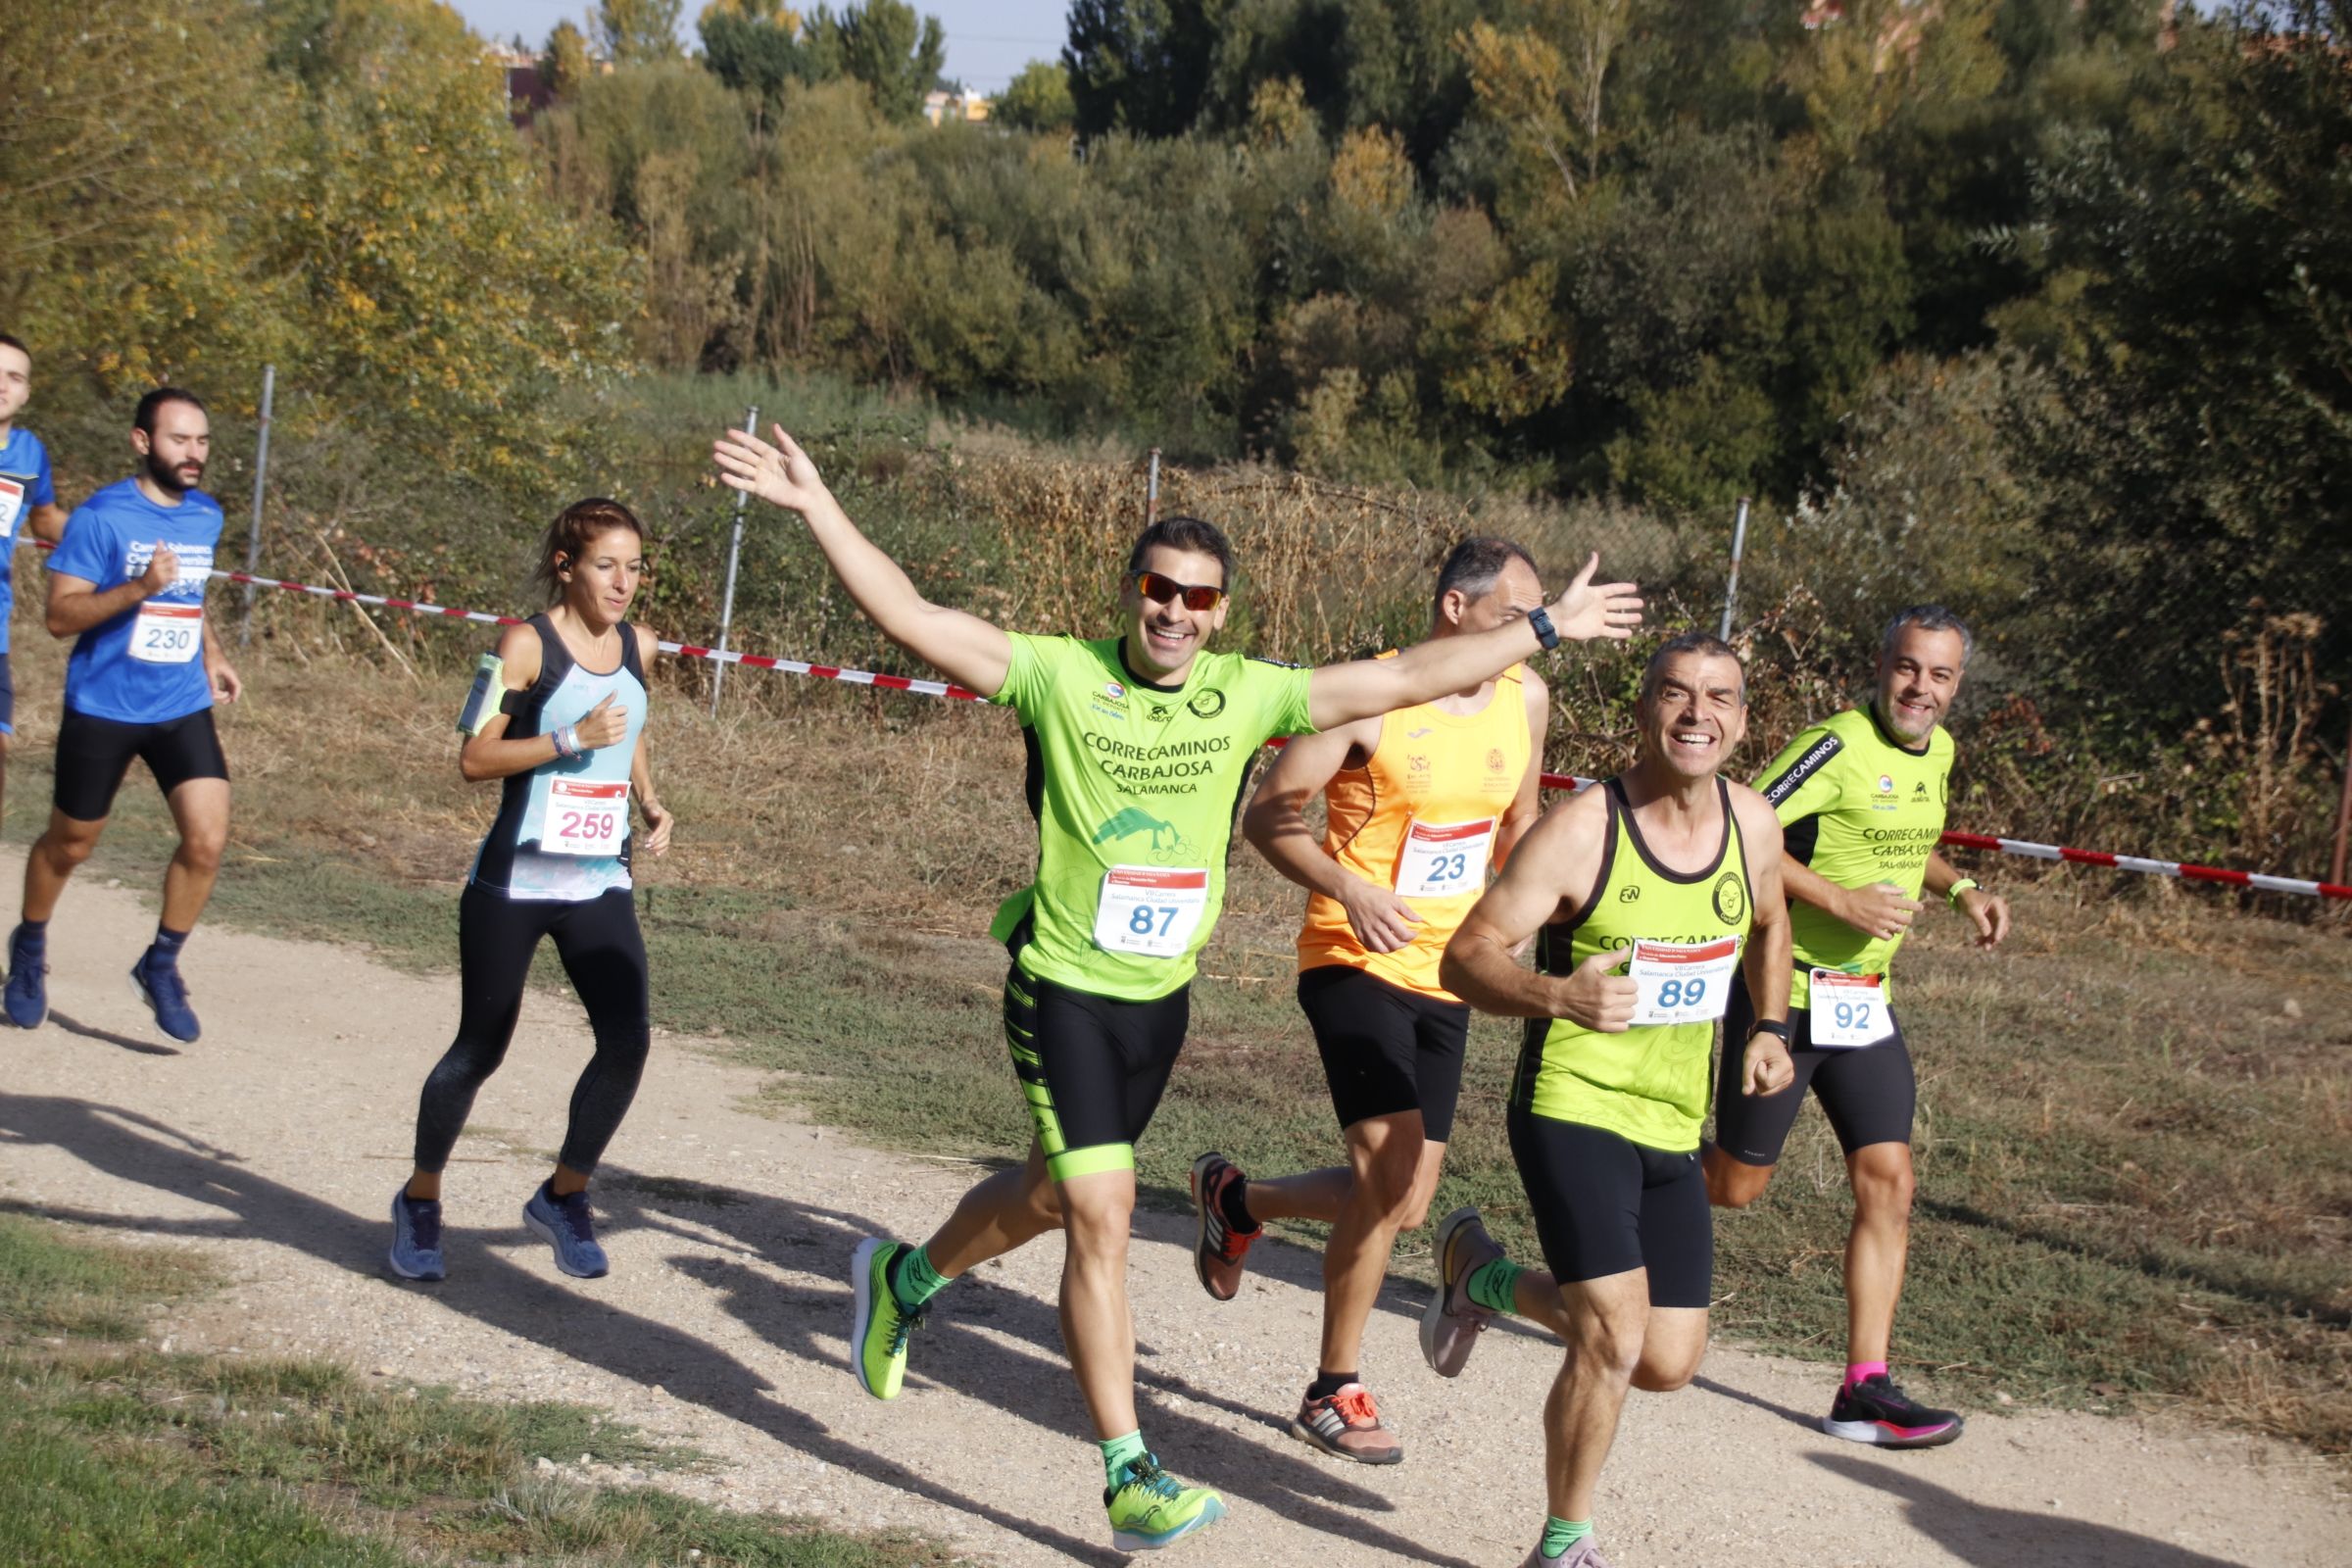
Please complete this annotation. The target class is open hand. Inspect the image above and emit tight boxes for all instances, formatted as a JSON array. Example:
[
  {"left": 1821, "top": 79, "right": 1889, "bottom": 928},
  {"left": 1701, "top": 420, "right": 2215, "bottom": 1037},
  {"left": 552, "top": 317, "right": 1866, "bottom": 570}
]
[
  {"left": 713, "top": 423, "right": 831, "bottom": 515},
  {"left": 1546, "top": 553, "right": 1642, "bottom": 643},
  {"left": 1956, "top": 886, "right": 2011, "bottom": 949}
]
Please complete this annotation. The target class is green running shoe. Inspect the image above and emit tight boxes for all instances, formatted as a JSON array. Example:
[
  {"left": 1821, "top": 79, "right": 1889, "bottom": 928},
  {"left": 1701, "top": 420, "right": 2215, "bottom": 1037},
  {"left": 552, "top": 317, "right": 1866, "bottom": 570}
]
[
  {"left": 850, "top": 1237, "right": 925, "bottom": 1399},
  {"left": 1103, "top": 1454, "right": 1225, "bottom": 1552}
]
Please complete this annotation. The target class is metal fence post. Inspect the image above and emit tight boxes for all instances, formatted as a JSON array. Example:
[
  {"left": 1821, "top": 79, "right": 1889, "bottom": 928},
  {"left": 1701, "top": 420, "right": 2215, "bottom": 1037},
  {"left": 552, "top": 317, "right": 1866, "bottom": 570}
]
[
  {"left": 1145, "top": 448, "right": 1160, "bottom": 526},
  {"left": 1718, "top": 495, "right": 1751, "bottom": 641},
  {"left": 239, "top": 364, "right": 274, "bottom": 649},
  {"left": 710, "top": 405, "right": 759, "bottom": 716}
]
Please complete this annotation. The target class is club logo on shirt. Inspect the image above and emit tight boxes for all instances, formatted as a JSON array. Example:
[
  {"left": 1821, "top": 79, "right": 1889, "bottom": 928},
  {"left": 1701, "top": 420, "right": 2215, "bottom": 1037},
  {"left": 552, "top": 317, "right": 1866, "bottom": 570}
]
[
  {"left": 1089, "top": 807, "right": 1194, "bottom": 863},
  {"left": 1877, "top": 774, "right": 1894, "bottom": 794},
  {"left": 1487, "top": 748, "right": 1506, "bottom": 773},
  {"left": 1186, "top": 688, "right": 1226, "bottom": 719},
  {"left": 1712, "top": 871, "right": 1747, "bottom": 926},
  {"left": 1618, "top": 884, "right": 1642, "bottom": 904},
  {"left": 1102, "top": 681, "right": 1126, "bottom": 700},
  {"left": 1405, "top": 726, "right": 1434, "bottom": 739}
]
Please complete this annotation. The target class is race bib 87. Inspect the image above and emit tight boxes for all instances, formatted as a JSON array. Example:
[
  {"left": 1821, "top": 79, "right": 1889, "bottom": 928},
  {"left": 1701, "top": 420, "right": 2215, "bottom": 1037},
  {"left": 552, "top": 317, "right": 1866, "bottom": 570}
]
[{"left": 1093, "top": 866, "right": 1209, "bottom": 957}]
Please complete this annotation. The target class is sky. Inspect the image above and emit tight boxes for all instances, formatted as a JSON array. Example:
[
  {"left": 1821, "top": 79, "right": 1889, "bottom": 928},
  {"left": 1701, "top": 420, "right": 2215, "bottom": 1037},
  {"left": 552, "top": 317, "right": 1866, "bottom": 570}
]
[{"left": 445, "top": 0, "right": 1071, "bottom": 93}]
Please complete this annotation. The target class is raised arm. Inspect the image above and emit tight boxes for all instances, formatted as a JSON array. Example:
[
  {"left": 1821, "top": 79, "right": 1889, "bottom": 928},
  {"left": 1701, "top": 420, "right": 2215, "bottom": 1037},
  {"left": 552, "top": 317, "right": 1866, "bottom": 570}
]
[
  {"left": 1306, "top": 553, "right": 1640, "bottom": 731},
  {"left": 1242, "top": 716, "right": 1428, "bottom": 953},
  {"left": 714, "top": 423, "right": 1012, "bottom": 698},
  {"left": 1440, "top": 791, "right": 1633, "bottom": 1027}
]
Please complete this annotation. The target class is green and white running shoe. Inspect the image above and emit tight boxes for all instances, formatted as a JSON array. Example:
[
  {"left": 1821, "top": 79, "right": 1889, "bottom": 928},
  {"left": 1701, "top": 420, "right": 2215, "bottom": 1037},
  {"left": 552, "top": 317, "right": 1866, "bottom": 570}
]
[
  {"left": 1104, "top": 1453, "right": 1225, "bottom": 1552},
  {"left": 850, "top": 1237, "right": 925, "bottom": 1399}
]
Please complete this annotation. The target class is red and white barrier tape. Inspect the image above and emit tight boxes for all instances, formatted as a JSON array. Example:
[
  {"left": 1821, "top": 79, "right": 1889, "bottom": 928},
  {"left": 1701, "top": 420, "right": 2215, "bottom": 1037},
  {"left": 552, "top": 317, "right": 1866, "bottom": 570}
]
[{"left": 33, "top": 543, "right": 2346, "bottom": 901}]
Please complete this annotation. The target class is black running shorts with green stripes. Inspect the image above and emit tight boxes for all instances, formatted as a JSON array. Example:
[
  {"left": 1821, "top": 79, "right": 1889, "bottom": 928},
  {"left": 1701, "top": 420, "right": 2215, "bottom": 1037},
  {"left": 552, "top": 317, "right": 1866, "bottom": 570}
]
[{"left": 1002, "top": 959, "right": 1190, "bottom": 1184}]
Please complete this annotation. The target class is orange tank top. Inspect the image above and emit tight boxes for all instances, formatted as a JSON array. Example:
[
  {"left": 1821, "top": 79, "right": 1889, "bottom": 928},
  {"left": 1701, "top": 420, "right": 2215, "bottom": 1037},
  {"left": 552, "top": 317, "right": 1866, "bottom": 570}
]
[{"left": 1297, "top": 661, "right": 1534, "bottom": 1000}]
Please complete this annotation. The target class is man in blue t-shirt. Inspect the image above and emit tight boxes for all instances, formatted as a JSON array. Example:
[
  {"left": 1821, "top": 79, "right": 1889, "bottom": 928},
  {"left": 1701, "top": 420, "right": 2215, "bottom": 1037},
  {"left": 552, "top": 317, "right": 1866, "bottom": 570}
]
[
  {"left": 4, "top": 387, "right": 242, "bottom": 1044},
  {"left": 0, "top": 332, "right": 75, "bottom": 829}
]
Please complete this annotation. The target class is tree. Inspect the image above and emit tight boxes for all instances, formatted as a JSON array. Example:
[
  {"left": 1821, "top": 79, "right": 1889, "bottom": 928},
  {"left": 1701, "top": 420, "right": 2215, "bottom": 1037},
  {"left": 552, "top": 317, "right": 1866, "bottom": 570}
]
[
  {"left": 994, "top": 59, "right": 1076, "bottom": 132},
  {"left": 1064, "top": 0, "right": 1216, "bottom": 139},
  {"left": 598, "top": 0, "right": 685, "bottom": 66},
  {"left": 812, "top": 0, "right": 947, "bottom": 122},
  {"left": 701, "top": 4, "right": 826, "bottom": 104},
  {"left": 541, "top": 20, "right": 591, "bottom": 100}
]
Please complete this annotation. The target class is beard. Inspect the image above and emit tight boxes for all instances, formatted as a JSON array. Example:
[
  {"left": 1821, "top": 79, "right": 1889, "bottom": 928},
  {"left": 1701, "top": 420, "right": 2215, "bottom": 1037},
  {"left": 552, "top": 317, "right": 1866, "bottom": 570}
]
[{"left": 144, "top": 448, "right": 202, "bottom": 495}]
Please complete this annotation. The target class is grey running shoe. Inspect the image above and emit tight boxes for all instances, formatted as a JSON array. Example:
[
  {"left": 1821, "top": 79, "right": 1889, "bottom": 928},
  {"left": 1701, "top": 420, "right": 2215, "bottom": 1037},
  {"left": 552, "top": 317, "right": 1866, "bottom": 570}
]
[
  {"left": 387, "top": 1190, "right": 446, "bottom": 1282},
  {"left": 522, "top": 1182, "right": 609, "bottom": 1279},
  {"left": 1189, "top": 1152, "right": 1260, "bottom": 1301},
  {"left": 1519, "top": 1540, "right": 1614, "bottom": 1568},
  {"left": 1420, "top": 1204, "right": 1503, "bottom": 1378},
  {"left": 1289, "top": 1381, "right": 1403, "bottom": 1464}
]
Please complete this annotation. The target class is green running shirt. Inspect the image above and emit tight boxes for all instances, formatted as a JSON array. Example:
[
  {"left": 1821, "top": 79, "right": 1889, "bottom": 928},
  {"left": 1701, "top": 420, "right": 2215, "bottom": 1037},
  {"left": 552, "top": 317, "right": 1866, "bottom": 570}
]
[
  {"left": 1754, "top": 707, "right": 1952, "bottom": 1009},
  {"left": 1514, "top": 777, "right": 1754, "bottom": 1152},
  {"left": 988, "top": 633, "right": 1316, "bottom": 1002}
]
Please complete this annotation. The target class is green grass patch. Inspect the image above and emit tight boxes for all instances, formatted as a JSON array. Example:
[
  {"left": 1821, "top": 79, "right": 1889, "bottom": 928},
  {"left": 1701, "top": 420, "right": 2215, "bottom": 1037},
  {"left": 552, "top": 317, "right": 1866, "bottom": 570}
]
[{"left": 0, "top": 1216, "right": 952, "bottom": 1565}]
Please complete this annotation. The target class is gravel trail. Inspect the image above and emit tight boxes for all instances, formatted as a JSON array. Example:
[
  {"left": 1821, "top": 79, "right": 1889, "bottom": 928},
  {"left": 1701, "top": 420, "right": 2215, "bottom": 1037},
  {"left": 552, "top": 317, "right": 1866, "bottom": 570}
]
[{"left": 0, "top": 854, "right": 2342, "bottom": 1567}]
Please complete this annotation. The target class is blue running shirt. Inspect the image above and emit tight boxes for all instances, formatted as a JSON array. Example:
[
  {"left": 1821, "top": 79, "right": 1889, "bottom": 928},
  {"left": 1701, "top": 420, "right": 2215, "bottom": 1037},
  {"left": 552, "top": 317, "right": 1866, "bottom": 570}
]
[
  {"left": 50, "top": 478, "right": 224, "bottom": 724},
  {"left": 0, "top": 427, "right": 58, "bottom": 655}
]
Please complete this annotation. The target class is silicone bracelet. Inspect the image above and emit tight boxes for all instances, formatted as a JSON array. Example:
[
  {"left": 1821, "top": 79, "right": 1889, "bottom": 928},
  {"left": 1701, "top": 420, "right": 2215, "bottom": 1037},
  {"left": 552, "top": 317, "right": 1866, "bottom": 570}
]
[{"left": 1945, "top": 878, "right": 1980, "bottom": 909}]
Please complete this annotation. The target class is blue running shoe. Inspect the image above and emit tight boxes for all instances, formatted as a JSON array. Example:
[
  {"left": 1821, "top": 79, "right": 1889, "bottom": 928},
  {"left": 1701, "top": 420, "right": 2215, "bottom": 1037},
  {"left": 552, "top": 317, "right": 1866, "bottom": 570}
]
[
  {"left": 130, "top": 949, "right": 201, "bottom": 1042},
  {"left": 388, "top": 1190, "right": 446, "bottom": 1282},
  {"left": 522, "top": 1182, "right": 609, "bottom": 1279},
  {"left": 4, "top": 925, "right": 48, "bottom": 1029}
]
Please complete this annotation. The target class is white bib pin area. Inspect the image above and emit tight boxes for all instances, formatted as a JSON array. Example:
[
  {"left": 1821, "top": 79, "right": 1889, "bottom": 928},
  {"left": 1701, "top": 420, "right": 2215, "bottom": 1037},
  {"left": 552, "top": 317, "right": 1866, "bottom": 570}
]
[
  {"left": 128, "top": 602, "right": 204, "bottom": 664},
  {"left": 1394, "top": 816, "right": 1496, "bottom": 900},
  {"left": 1627, "top": 936, "right": 1740, "bottom": 1026},
  {"left": 1808, "top": 968, "right": 1892, "bottom": 1048},
  {"left": 0, "top": 478, "right": 23, "bottom": 540},
  {"left": 1093, "top": 865, "right": 1209, "bottom": 957},
  {"left": 543, "top": 778, "right": 629, "bottom": 856}
]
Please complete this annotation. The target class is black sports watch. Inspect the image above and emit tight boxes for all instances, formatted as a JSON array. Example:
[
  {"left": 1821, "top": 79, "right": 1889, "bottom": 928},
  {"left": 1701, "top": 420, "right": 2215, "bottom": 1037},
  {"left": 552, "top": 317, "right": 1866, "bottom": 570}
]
[
  {"left": 1750, "top": 1019, "right": 1791, "bottom": 1043},
  {"left": 1528, "top": 606, "right": 1560, "bottom": 651}
]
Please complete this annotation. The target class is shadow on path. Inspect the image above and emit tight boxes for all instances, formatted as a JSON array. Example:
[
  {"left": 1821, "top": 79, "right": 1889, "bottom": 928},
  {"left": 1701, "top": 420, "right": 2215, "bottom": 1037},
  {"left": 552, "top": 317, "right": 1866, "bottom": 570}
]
[
  {"left": 1, "top": 1094, "right": 1492, "bottom": 1567},
  {"left": 1806, "top": 1450, "right": 2248, "bottom": 1568},
  {"left": 1690, "top": 1374, "right": 1818, "bottom": 1434},
  {"left": 49, "top": 1010, "right": 178, "bottom": 1057}
]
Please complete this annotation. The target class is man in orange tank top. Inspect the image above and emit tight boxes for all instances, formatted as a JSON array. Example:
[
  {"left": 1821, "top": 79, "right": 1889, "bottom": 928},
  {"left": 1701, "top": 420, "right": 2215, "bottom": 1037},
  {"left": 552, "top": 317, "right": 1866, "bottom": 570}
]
[{"left": 1189, "top": 538, "right": 1551, "bottom": 1465}]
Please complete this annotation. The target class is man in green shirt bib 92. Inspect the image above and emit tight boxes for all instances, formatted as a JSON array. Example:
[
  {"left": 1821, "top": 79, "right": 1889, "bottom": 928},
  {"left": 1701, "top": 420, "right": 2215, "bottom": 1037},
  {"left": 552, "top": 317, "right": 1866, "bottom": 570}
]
[
  {"left": 714, "top": 421, "right": 1642, "bottom": 1552},
  {"left": 1704, "top": 606, "right": 2012, "bottom": 1450},
  {"left": 1436, "top": 631, "right": 1795, "bottom": 1568}
]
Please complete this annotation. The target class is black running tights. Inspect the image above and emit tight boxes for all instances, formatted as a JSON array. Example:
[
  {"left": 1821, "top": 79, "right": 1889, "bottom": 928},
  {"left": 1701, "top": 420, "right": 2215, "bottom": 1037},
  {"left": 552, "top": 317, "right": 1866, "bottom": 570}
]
[{"left": 412, "top": 882, "right": 651, "bottom": 1177}]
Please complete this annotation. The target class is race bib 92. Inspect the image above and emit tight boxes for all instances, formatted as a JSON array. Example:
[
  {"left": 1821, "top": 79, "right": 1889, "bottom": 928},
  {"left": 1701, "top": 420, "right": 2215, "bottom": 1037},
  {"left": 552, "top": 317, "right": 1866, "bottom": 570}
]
[{"left": 1809, "top": 968, "right": 1891, "bottom": 1048}]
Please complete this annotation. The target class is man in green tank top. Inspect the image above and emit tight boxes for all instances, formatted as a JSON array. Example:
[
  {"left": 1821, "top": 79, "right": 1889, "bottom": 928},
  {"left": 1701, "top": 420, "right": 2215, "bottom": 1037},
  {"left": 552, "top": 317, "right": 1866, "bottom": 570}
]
[
  {"left": 715, "top": 420, "right": 1644, "bottom": 1552},
  {"left": 1438, "top": 632, "right": 1795, "bottom": 1568},
  {"left": 1704, "top": 607, "right": 2012, "bottom": 1449}
]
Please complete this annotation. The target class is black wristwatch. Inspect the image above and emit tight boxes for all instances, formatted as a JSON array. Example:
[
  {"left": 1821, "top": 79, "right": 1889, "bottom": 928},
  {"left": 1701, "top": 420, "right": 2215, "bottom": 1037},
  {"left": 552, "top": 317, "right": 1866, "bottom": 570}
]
[
  {"left": 1750, "top": 1019, "right": 1791, "bottom": 1043},
  {"left": 1528, "top": 606, "right": 1560, "bottom": 651}
]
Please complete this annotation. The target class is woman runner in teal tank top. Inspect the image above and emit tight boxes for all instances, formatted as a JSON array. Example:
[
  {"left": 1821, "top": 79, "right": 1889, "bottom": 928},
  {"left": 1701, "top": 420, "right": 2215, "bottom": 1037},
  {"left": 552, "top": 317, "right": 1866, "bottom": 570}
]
[{"left": 386, "top": 500, "right": 677, "bottom": 1286}]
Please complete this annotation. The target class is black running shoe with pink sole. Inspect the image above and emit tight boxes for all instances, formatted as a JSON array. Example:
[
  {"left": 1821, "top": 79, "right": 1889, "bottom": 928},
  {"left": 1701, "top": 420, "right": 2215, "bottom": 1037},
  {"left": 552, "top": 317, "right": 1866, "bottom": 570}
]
[{"left": 1824, "top": 1373, "right": 1963, "bottom": 1448}]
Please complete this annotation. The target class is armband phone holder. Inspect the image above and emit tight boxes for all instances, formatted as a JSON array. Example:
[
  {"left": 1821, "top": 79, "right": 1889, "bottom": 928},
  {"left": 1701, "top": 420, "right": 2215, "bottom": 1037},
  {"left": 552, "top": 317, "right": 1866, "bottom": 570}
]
[{"left": 458, "top": 653, "right": 506, "bottom": 736}]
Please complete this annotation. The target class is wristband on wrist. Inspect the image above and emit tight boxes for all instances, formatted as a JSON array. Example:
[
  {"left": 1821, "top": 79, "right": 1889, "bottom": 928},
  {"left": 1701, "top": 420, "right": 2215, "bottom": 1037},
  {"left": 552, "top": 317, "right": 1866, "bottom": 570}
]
[
  {"left": 1751, "top": 1019, "right": 1791, "bottom": 1043},
  {"left": 1527, "top": 606, "right": 1560, "bottom": 651},
  {"left": 1945, "top": 878, "right": 1980, "bottom": 910}
]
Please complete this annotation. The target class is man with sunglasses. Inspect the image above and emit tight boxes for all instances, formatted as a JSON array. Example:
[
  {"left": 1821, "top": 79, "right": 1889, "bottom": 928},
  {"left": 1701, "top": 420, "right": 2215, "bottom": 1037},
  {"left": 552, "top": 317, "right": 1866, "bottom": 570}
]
[{"left": 715, "top": 421, "right": 1642, "bottom": 1553}]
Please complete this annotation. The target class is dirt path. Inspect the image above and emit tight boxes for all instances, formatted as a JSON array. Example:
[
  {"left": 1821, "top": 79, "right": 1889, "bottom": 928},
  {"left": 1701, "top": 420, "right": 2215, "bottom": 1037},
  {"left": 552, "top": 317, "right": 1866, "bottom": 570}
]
[{"left": 0, "top": 853, "right": 2342, "bottom": 1568}]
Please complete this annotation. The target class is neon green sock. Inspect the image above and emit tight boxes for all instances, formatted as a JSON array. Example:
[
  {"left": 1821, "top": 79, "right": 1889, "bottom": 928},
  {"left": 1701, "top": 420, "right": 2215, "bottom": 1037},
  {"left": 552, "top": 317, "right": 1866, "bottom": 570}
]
[
  {"left": 1101, "top": 1430, "right": 1148, "bottom": 1490},
  {"left": 1540, "top": 1517, "right": 1593, "bottom": 1558},
  {"left": 889, "top": 1244, "right": 950, "bottom": 1311},
  {"left": 1466, "top": 1255, "right": 1525, "bottom": 1316}
]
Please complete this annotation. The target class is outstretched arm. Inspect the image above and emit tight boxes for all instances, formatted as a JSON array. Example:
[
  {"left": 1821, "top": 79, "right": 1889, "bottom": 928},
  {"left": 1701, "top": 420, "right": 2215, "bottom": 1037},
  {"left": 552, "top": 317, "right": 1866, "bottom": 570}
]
[
  {"left": 714, "top": 423, "right": 1013, "bottom": 698},
  {"left": 1307, "top": 553, "right": 1641, "bottom": 730}
]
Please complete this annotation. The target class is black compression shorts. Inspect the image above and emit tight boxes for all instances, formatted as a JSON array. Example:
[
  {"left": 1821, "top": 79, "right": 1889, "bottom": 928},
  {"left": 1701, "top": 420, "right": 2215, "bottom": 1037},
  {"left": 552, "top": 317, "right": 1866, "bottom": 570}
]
[
  {"left": 1298, "top": 963, "right": 1470, "bottom": 1143},
  {"left": 53, "top": 706, "right": 229, "bottom": 822},
  {"left": 1508, "top": 1105, "right": 1712, "bottom": 1308},
  {"left": 1003, "top": 961, "right": 1189, "bottom": 1184},
  {"left": 1711, "top": 969, "right": 1917, "bottom": 1166},
  {"left": 0, "top": 652, "right": 14, "bottom": 735}
]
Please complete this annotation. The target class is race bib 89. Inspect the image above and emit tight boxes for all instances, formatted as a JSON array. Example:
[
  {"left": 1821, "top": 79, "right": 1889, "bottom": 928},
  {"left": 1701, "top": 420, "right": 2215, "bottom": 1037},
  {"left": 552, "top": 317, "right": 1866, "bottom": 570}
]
[{"left": 1627, "top": 937, "right": 1740, "bottom": 1026}]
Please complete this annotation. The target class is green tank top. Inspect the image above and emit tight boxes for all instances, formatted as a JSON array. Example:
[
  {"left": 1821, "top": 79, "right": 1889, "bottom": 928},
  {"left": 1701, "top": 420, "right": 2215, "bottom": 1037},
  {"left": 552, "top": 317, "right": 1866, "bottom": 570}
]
[
  {"left": 1513, "top": 776, "right": 1753, "bottom": 1152},
  {"left": 1753, "top": 707, "right": 1952, "bottom": 1009}
]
